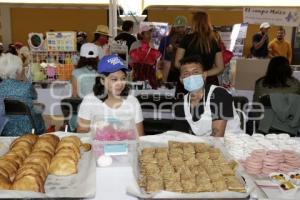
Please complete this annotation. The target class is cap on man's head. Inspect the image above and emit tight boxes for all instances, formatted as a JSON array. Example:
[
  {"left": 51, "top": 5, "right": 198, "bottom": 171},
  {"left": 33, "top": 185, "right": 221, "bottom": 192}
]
[
  {"left": 138, "top": 24, "right": 152, "bottom": 34},
  {"left": 80, "top": 43, "right": 99, "bottom": 58},
  {"left": 260, "top": 22, "right": 271, "bottom": 29},
  {"left": 97, "top": 54, "right": 129, "bottom": 74},
  {"left": 174, "top": 16, "right": 187, "bottom": 27},
  {"left": 77, "top": 31, "right": 87, "bottom": 37}
]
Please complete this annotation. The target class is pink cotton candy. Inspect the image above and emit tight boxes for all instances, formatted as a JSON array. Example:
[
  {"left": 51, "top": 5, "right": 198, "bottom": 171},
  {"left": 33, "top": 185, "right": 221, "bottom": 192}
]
[{"left": 95, "top": 125, "right": 136, "bottom": 141}]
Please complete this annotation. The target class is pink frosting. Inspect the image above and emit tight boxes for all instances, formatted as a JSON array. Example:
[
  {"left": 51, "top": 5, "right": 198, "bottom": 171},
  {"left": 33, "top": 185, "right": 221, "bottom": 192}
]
[
  {"left": 243, "top": 149, "right": 300, "bottom": 175},
  {"left": 95, "top": 125, "right": 136, "bottom": 141}
]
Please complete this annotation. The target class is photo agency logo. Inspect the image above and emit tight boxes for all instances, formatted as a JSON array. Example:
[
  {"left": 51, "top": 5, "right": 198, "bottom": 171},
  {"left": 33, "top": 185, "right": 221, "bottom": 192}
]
[{"left": 48, "top": 78, "right": 265, "bottom": 122}]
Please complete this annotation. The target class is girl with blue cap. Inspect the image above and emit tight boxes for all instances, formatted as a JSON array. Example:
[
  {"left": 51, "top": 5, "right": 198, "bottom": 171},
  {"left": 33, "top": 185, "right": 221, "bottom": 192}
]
[{"left": 77, "top": 54, "right": 144, "bottom": 136}]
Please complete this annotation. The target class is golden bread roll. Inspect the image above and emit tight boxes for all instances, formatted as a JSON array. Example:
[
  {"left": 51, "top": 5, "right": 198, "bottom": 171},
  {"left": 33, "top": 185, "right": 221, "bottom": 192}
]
[
  {"left": 21, "top": 161, "right": 48, "bottom": 178},
  {"left": 56, "top": 141, "right": 80, "bottom": 157},
  {"left": 61, "top": 136, "right": 81, "bottom": 147},
  {"left": 0, "top": 159, "right": 18, "bottom": 173},
  {"left": 9, "top": 134, "right": 38, "bottom": 147},
  {"left": 10, "top": 146, "right": 31, "bottom": 157},
  {"left": 40, "top": 134, "right": 60, "bottom": 147},
  {"left": 10, "top": 140, "right": 32, "bottom": 150},
  {"left": 23, "top": 156, "right": 50, "bottom": 171},
  {"left": 18, "top": 163, "right": 47, "bottom": 181},
  {"left": 15, "top": 167, "right": 46, "bottom": 182},
  {"left": 29, "top": 151, "right": 52, "bottom": 162},
  {"left": 1, "top": 157, "right": 20, "bottom": 170},
  {"left": 0, "top": 174, "right": 11, "bottom": 190},
  {"left": 55, "top": 148, "right": 79, "bottom": 163},
  {"left": 8, "top": 149, "right": 27, "bottom": 161},
  {"left": 12, "top": 174, "right": 44, "bottom": 193},
  {"left": 27, "top": 153, "right": 52, "bottom": 165},
  {"left": 3, "top": 154, "right": 23, "bottom": 167},
  {"left": 0, "top": 163, "right": 16, "bottom": 181},
  {"left": 48, "top": 156, "right": 77, "bottom": 176},
  {"left": 81, "top": 143, "right": 92, "bottom": 152},
  {"left": 34, "top": 139, "right": 56, "bottom": 153},
  {"left": 0, "top": 167, "right": 10, "bottom": 179},
  {"left": 32, "top": 146, "right": 55, "bottom": 156}
]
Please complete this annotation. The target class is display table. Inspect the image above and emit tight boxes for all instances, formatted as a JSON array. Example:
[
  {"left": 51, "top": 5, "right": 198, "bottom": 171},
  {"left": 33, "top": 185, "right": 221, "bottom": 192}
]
[
  {"left": 87, "top": 133, "right": 300, "bottom": 200},
  {"left": 89, "top": 167, "right": 262, "bottom": 200}
]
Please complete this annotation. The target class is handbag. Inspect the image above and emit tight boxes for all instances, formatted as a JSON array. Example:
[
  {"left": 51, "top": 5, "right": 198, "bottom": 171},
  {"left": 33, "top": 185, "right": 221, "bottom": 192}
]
[{"left": 220, "top": 42, "right": 233, "bottom": 65}]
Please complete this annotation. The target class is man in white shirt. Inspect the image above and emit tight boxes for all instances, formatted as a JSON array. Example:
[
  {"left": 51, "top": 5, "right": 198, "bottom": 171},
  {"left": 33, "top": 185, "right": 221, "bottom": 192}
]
[{"left": 93, "top": 25, "right": 110, "bottom": 59}]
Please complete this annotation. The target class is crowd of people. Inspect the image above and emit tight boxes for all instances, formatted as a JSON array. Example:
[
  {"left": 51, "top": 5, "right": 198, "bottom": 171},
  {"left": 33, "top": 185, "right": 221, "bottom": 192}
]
[
  {"left": 250, "top": 22, "right": 293, "bottom": 63},
  {"left": 0, "top": 11, "right": 299, "bottom": 137}
]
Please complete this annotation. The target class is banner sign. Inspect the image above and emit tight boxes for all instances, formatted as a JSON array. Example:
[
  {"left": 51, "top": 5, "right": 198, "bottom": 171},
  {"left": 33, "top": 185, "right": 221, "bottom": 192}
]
[
  {"left": 243, "top": 7, "right": 300, "bottom": 27},
  {"left": 46, "top": 32, "right": 76, "bottom": 52}
]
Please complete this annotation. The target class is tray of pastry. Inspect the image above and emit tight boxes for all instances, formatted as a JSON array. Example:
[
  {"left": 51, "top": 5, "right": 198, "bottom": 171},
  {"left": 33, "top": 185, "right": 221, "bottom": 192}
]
[
  {"left": 0, "top": 132, "right": 95, "bottom": 198},
  {"left": 127, "top": 136, "right": 252, "bottom": 199}
]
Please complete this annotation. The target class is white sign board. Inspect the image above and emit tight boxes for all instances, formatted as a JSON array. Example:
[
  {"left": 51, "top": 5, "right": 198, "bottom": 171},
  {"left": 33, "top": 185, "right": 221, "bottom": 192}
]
[
  {"left": 243, "top": 7, "right": 300, "bottom": 27},
  {"left": 46, "top": 32, "right": 77, "bottom": 52}
]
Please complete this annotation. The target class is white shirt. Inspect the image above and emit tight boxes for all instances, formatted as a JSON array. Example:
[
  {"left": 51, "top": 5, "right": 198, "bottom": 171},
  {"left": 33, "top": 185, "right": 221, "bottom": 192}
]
[
  {"left": 78, "top": 93, "right": 143, "bottom": 125},
  {"left": 0, "top": 53, "right": 22, "bottom": 79}
]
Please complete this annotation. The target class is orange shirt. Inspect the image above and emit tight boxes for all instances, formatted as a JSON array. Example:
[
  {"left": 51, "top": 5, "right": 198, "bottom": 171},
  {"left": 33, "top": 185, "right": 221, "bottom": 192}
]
[{"left": 268, "top": 39, "right": 292, "bottom": 62}]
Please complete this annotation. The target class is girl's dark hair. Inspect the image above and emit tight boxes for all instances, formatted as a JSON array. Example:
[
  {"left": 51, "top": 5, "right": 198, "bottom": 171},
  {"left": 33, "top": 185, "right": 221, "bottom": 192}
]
[
  {"left": 93, "top": 69, "right": 131, "bottom": 101},
  {"left": 260, "top": 56, "right": 293, "bottom": 88},
  {"left": 76, "top": 57, "right": 98, "bottom": 70}
]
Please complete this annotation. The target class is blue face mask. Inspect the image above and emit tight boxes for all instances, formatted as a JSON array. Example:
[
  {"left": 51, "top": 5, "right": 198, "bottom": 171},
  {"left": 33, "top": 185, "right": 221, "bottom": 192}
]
[{"left": 183, "top": 74, "right": 204, "bottom": 92}]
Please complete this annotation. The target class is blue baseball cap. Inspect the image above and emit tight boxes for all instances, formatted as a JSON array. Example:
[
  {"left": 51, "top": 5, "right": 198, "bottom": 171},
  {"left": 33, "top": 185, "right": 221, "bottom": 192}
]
[{"left": 97, "top": 54, "right": 129, "bottom": 74}]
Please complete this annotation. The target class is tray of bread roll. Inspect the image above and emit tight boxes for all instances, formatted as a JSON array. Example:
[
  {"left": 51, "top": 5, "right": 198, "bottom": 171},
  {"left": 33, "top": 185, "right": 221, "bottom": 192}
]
[
  {"left": 127, "top": 131, "right": 254, "bottom": 199},
  {"left": 0, "top": 132, "right": 95, "bottom": 198}
]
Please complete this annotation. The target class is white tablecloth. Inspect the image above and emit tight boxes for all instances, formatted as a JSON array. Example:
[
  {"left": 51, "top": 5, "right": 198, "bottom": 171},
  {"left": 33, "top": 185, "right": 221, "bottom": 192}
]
[
  {"left": 88, "top": 134, "right": 300, "bottom": 200},
  {"left": 89, "top": 167, "right": 138, "bottom": 200}
]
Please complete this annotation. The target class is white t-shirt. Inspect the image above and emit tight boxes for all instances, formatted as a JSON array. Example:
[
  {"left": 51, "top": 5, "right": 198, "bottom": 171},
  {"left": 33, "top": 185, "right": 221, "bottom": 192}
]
[{"left": 78, "top": 93, "right": 143, "bottom": 124}]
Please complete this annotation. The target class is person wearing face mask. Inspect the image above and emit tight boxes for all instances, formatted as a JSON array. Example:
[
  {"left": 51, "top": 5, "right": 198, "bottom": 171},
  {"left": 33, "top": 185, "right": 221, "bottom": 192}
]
[
  {"left": 93, "top": 25, "right": 110, "bottom": 60},
  {"left": 173, "top": 56, "right": 241, "bottom": 137},
  {"left": 251, "top": 22, "right": 271, "bottom": 58},
  {"left": 268, "top": 27, "right": 292, "bottom": 64}
]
